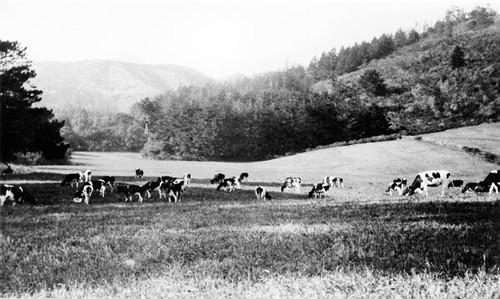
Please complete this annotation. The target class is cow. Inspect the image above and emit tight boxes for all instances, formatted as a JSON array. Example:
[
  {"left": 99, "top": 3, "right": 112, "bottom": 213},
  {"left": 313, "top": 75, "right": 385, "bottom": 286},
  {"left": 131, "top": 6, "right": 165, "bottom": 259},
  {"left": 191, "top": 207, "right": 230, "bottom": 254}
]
[
  {"left": 448, "top": 180, "right": 464, "bottom": 188},
  {"left": 100, "top": 176, "right": 116, "bottom": 190},
  {"left": 281, "top": 177, "right": 301, "bottom": 193},
  {"left": 240, "top": 172, "right": 249, "bottom": 182},
  {"left": 385, "top": 178, "right": 407, "bottom": 196},
  {"left": 73, "top": 182, "right": 93, "bottom": 205},
  {"left": 210, "top": 173, "right": 225, "bottom": 184},
  {"left": 160, "top": 181, "right": 184, "bottom": 202},
  {"left": 135, "top": 168, "right": 144, "bottom": 178},
  {"left": 81, "top": 170, "right": 92, "bottom": 182},
  {"left": 144, "top": 180, "right": 162, "bottom": 198},
  {"left": 159, "top": 173, "right": 191, "bottom": 190},
  {"left": 255, "top": 186, "right": 272, "bottom": 200},
  {"left": 116, "top": 183, "right": 148, "bottom": 202},
  {"left": 60, "top": 173, "right": 83, "bottom": 188},
  {"left": 461, "top": 181, "right": 498, "bottom": 194},
  {"left": 2, "top": 164, "right": 13, "bottom": 176},
  {"left": 479, "top": 170, "right": 500, "bottom": 194},
  {"left": 90, "top": 179, "right": 107, "bottom": 197},
  {"left": 216, "top": 177, "right": 240, "bottom": 192},
  {"left": 405, "top": 170, "right": 451, "bottom": 197},
  {"left": 323, "top": 176, "right": 344, "bottom": 188},
  {"left": 1, "top": 184, "right": 38, "bottom": 207},
  {"left": 309, "top": 182, "right": 330, "bottom": 198}
]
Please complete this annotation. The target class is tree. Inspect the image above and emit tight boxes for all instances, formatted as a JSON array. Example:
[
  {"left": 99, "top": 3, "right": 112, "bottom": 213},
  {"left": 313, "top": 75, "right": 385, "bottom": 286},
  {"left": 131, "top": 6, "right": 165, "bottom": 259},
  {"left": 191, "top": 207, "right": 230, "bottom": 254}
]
[
  {"left": 467, "top": 6, "right": 497, "bottom": 29},
  {"left": 0, "top": 40, "right": 69, "bottom": 162},
  {"left": 450, "top": 45, "right": 466, "bottom": 69},
  {"left": 358, "top": 69, "right": 387, "bottom": 96}
]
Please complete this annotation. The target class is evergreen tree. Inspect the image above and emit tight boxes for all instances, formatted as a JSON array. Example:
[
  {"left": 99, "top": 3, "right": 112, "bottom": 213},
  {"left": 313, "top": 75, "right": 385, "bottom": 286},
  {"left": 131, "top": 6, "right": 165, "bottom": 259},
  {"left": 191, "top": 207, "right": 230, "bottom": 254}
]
[
  {"left": 0, "top": 40, "right": 69, "bottom": 162},
  {"left": 358, "top": 69, "right": 387, "bottom": 96},
  {"left": 450, "top": 45, "right": 466, "bottom": 69}
]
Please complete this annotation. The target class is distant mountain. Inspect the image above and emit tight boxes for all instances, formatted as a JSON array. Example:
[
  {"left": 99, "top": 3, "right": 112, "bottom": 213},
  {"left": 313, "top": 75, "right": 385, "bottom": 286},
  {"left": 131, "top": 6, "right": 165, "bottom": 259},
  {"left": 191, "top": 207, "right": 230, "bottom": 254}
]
[{"left": 32, "top": 60, "right": 211, "bottom": 113}]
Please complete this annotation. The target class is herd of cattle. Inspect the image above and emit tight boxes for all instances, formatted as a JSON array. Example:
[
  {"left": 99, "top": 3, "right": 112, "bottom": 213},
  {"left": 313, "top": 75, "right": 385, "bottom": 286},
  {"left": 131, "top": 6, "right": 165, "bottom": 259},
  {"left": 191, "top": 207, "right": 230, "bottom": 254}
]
[{"left": 1, "top": 167, "right": 499, "bottom": 208}]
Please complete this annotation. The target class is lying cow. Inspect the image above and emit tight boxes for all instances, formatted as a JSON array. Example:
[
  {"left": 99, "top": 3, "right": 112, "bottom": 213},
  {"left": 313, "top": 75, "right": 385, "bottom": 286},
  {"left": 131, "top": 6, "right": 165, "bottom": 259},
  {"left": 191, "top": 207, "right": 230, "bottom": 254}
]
[
  {"left": 255, "top": 186, "right": 272, "bottom": 200},
  {"left": 281, "top": 177, "right": 301, "bottom": 193},
  {"left": 1, "top": 184, "right": 38, "bottom": 207},
  {"left": 405, "top": 170, "right": 451, "bottom": 197},
  {"left": 323, "top": 176, "right": 344, "bottom": 188},
  {"left": 448, "top": 180, "right": 464, "bottom": 188},
  {"left": 385, "top": 178, "right": 407, "bottom": 196},
  {"left": 479, "top": 170, "right": 500, "bottom": 194},
  {"left": 210, "top": 173, "right": 225, "bottom": 184},
  {"left": 60, "top": 173, "right": 83, "bottom": 188},
  {"left": 216, "top": 177, "right": 240, "bottom": 192},
  {"left": 135, "top": 168, "right": 144, "bottom": 178},
  {"left": 309, "top": 183, "right": 330, "bottom": 198},
  {"left": 160, "top": 181, "right": 184, "bottom": 202},
  {"left": 73, "top": 182, "right": 93, "bottom": 205}
]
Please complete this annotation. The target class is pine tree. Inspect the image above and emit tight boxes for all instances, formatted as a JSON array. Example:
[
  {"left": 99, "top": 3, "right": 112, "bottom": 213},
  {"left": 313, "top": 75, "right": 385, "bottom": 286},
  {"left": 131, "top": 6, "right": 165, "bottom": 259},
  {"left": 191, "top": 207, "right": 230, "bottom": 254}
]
[{"left": 450, "top": 45, "right": 466, "bottom": 69}]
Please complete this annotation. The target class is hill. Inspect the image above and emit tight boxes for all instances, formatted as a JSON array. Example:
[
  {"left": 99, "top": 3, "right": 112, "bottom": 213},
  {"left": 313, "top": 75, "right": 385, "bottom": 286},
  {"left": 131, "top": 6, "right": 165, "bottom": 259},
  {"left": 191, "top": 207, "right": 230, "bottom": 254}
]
[{"left": 32, "top": 60, "right": 211, "bottom": 113}]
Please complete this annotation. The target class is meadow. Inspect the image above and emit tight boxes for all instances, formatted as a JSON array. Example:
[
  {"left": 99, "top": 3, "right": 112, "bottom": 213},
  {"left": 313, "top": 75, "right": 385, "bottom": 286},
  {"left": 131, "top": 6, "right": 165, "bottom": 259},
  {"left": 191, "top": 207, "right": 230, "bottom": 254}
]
[{"left": 1, "top": 134, "right": 500, "bottom": 298}]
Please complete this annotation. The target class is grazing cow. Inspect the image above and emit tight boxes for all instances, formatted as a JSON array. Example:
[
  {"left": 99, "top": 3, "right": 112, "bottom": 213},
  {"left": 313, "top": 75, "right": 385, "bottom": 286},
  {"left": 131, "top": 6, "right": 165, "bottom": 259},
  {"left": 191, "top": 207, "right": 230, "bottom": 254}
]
[
  {"left": 210, "top": 173, "right": 225, "bottom": 184},
  {"left": 216, "top": 177, "right": 240, "bottom": 192},
  {"left": 90, "top": 179, "right": 107, "bottom": 197},
  {"left": 81, "top": 170, "right": 92, "bottom": 182},
  {"left": 240, "top": 172, "right": 249, "bottom": 182},
  {"left": 281, "top": 177, "right": 302, "bottom": 193},
  {"left": 73, "top": 182, "right": 93, "bottom": 204},
  {"left": 323, "top": 176, "right": 344, "bottom": 188},
  {"left": 60, "top": 173, "right": 83, "bottom": 188},
  {"left": 160, "top": 173, "right": 191, "bottom": 190},
  {"left": 116, "top": 183, "right": 148, "bottom": 202},
  {"left": 144, "top": 180, "right": 162, "bottom": 198},
  {"left": 101, "top": 176, "right": 116, "bottom": 190},
  {"left": 1, "top": 184, "right": 38, "bottom": 207},
  {"left": 160, "top": 181, "right": 184, "bottom": 202},
  {"left": 135, "top": 168, "right": 144, "bottom": 178},
  {"left": 2, "top": 164, "right": 13, "bottom": 176},
  {"left": 385, "top": 178, "right": 407, "bottom": 196},
  {"left": 255, "top": 186, "right": 272, "bottom": 200},
  {"left": 309, "top": 183, "right": 330, "bottom": 198},
  {"left": 479, "top": 170, "right": 500, "bottom": 194},
  {"left": 448, "top": 180, "right": 464, "bottom": 188},
  {"left": 405, "top": 170, "right": 451, "bottom": 197}
]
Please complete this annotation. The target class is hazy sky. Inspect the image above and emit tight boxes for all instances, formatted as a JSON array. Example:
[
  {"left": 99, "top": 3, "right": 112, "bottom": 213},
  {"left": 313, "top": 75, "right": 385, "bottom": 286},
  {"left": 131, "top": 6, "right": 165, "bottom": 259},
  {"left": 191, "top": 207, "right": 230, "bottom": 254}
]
[{"left": 1, "top": 0, "right": 497, "bottom": 78}]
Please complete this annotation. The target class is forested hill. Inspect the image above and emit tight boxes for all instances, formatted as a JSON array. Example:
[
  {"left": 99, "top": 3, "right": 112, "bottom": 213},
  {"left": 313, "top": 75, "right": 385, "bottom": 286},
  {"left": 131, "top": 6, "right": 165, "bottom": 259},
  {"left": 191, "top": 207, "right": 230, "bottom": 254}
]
[
  {"left": 33, "top": 60, "right": 210, "bottom": 113},
  {"left": 60, "top": 6, "right": 500, "bottom": 161}
]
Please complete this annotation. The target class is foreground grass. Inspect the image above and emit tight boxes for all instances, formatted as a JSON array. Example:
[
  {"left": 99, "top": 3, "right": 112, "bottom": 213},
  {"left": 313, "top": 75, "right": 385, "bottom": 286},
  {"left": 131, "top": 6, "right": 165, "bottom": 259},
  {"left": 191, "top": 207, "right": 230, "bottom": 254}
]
[{"left": 1, "top": 181, "right": 499, "bottom": 297}]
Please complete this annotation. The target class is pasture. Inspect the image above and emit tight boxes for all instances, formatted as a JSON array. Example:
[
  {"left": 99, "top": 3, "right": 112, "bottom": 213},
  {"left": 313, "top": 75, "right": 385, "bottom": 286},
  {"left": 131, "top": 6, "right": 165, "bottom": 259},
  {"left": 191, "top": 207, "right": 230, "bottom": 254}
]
[{"left": 1, "top": 135, "right": 500, "bottom": 298}]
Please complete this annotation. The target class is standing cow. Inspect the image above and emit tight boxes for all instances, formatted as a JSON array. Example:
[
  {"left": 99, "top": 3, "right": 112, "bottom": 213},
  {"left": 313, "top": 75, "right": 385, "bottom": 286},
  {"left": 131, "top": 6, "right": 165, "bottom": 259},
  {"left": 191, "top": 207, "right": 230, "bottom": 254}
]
[{"left": 405, "top": 170, "right": 451, "bottom": 197}]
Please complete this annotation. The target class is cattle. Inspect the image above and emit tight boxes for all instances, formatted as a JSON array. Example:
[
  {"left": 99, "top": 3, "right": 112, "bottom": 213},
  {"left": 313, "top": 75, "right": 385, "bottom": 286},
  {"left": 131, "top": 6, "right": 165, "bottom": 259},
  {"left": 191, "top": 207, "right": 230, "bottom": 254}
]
[
  {"left": 405, "top": 170, "right": 451, "bottom": 197},
  {"left": 461, "top": 181, "right": 498, "bottom": 194},
  {"left": 385, "top": 178, "right": 407, "bottom": 196},
  {"left": 160, "top": 181, "right": 184, "bottom": 202},
  {"left": 60, "top": 173, "right": 83, "bottom": 188},
  {"left": 479, "top": 170, "right": 500, "bottom": 194},
  {"left": 323, "top": 176, "right": 344, "bottom": 188},
  {"left": 210, "top": 173, "right": 225, "bottom": 184},
  {"left": 81, "top": 170, "right": 92, "bottom": 182},
  {"left": 159, "top": 173, "right": 191, "bottom": 190},
  {"left": 144, "top": 180, "right": 162, "bottom": 198},
  {"left": 255, "top": 186, "right": 272, "bottom": 200},
  {"left": 135, "top": 168, "right": 144, "bottom": 178},
  {"left": 216, "top": 177, "right": 240, "bottom": 192},
  {"left": 1, "top": 184, "right": 38, "bottom": 207},
  {"left": 90, "top": 179, "right": 107, "bottom": 197},
  {"left": 448, "top": 180, "right": 464, "bottom": 188},
  {"left": 2, "top": 164, "right": 13, "bottom": 176},
  {"left": 240, "top": 172, "right": 249, "bottom": 182},
  {"left": 281, "top": 177, "right": 301, "bottom": 193},
  {"left": 308, "top": 183, "right": 330, "bottom": 198},
  {"left": 116, "top": 183, "right": 148, "bottom": 202},
  {"left": 101, "top": 176, "right": 116, "bottom": 190},
  {"left": 73, "top": 182, "right": 93, "bottom": 204}
]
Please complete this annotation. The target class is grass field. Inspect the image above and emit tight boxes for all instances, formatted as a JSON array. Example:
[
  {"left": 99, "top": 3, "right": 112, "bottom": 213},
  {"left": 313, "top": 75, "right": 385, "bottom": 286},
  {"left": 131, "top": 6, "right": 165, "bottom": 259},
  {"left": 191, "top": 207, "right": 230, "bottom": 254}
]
[{"left": 1, "top": 131, "right": 500, "bottom": 298}]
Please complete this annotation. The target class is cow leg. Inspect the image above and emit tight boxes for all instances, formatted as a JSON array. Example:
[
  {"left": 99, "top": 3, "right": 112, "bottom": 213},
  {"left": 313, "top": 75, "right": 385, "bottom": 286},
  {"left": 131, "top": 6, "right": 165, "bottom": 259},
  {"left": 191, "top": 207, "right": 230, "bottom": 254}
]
[{"left": 489, "top": 183, "right": 499, "bottom": 194}]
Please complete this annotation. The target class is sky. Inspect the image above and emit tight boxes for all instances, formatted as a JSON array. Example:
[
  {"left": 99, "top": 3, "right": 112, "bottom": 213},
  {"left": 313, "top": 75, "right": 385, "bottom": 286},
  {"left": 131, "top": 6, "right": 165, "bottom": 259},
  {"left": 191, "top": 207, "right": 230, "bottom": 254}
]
[{"left": 1, "top": 0, "right": 498, "bottom": 79}]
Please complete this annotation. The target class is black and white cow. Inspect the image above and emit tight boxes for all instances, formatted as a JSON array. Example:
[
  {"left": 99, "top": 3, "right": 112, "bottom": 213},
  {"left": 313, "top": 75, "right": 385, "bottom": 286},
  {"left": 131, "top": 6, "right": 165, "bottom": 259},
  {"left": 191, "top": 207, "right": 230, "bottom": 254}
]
[
  {"left": 447, "top": 180, "right": 464, "bottom": 188},
  {"left": 210, "top": 173, "right": 225, "bottom": 184},
  {"left": 216, "top": 177, "right": 240, "bottom": 192},
  {"left": 81, "top": 170, "right": 92, "bottom": 182},
  {"left": 308, "top": 183, "right": 330, "bottom": 198},
  {"left": 240, "top": 172, "right": 249, "bottom": 182},
  {"left": 159, "top": 173, "right": 191, "bottom": 190},
  {"left": 405, "top": 170, "right": 451, "bottom": 197},
  {"left": 60, "top": 173, "right": 83, "bottom": 188},
  {"left": 479, "top": 170, "right": 500, "bottom": 194},
  {"left": 1, "top": 184, "right": 38, "bottom": 207},
  {"left": 160, "top": 181, "right": 184, "bottom": 202},
  {"left": 116, "top": 183, "right": 148, "bottom": 202},
  {"left": 255, "top": 186, "right": 272, "bottom": 200},
  {"left": 385, "top": 178, "right": 407, "bottom": 196},
  {"left": 100, "top": 176, "right": 116, "bottom": 190},
  {"left": 90, "top": 179, "right": 107, "bottom": 197},
  {"left": 323, "top": 176, "right": 344, "bottom": 188},
  {"left": 144, "top": 180, "right": 162, "bottom": 198},
  {"left": 73, "top": 182, "right": 93, "bottom": 205},
  {"left": 135, "top": 168, "right": 144, "bottom": 178},
  {"left": 281, "top": 177, "right": 302, "bottom": 193}
]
